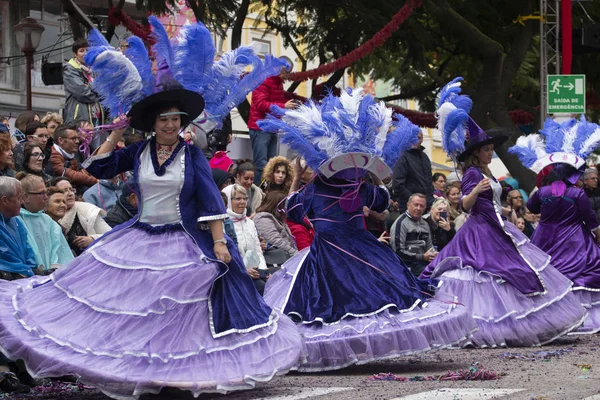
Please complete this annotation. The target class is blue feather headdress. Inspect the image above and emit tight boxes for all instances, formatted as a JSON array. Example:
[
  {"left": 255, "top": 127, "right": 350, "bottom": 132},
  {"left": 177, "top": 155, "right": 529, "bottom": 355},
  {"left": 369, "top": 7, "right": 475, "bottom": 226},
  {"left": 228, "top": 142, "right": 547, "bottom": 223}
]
[
  {"left": 435, "top": 77, "right": 472, "bottom": 160},
  {"left": 257, "top": 88, "right": 420, "bottom": 180},
  {"left": 508, "top": 115, "right": 600, "bottom": 174},
  {"left": 84, "top": 16, "right": 288, "bottom": 132}
]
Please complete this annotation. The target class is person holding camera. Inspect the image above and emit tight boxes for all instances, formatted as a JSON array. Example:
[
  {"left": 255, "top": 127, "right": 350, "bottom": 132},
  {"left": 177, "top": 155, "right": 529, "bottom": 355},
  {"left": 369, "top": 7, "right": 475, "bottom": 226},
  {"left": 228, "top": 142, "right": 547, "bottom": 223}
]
[{"left": 424, "top": 198, "right": 455, "bottom": 252}]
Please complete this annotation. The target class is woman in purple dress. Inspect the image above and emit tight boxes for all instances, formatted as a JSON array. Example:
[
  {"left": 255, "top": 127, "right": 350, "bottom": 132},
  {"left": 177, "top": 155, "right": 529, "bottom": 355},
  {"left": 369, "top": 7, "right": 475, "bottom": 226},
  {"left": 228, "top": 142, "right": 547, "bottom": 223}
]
[
  {"left": 421, "top": 78, "right": 587, "bottom": 347},
  {"left": 259, "top": 89, "right": 478, "bottom": 372},
  {"left": 510, "top": 116, "right": 600, "bottom": 334},
  {"left": 0, "top": 21, "right": 304, "bottom": 399}
]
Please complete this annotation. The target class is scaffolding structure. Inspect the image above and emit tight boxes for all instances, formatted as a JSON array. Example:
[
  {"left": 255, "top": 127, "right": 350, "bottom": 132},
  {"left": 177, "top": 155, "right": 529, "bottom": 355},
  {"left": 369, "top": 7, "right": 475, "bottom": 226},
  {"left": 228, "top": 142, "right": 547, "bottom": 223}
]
[{"left": 540, "top": 0, "right": 561, "bottom": 121}]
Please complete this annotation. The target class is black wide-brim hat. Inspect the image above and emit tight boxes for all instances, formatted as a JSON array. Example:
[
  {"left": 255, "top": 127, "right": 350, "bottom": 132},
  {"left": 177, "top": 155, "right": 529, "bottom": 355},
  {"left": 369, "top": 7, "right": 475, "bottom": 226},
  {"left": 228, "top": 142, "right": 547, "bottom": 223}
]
[
  {"left": 127, "top": 89, "right": 205, "bottom": 132},
  {"left": 457, "top": 118, "right": 508, "bottom": 162}
]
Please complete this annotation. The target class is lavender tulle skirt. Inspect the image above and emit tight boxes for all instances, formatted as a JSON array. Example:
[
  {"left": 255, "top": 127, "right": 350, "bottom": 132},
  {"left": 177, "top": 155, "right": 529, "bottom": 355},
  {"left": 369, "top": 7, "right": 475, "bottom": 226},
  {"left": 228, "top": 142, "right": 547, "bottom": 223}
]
[
  {"left": 264, "top": 249, "right": 478, "bottom": 372},
  {"left": 570, "top": 290, "right": 600, "bottom": 334},
  {"left": 428, "top": 223, "right": 587, "bottom": 347},
  {"left": 0, "top": 227, "right": 304, "bottom": 399}
]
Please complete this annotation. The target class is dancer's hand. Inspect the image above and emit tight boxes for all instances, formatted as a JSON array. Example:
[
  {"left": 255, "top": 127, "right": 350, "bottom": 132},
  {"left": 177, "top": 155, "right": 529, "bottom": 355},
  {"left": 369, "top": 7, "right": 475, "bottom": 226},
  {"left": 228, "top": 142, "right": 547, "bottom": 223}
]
[
  {"left": 214, "top": 243, "right": 231, "bottom": 263},
  {"left": 474, "top": 178, "right": 491, "bottom": 194},
  {"left": 378, "top": 231, "right": 390, "bottom": 245}
]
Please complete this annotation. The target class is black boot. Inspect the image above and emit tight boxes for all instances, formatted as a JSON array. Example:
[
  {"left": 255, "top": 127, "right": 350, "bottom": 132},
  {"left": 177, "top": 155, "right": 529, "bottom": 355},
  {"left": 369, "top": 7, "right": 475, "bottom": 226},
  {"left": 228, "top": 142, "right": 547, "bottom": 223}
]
[{"left": 0, "top": 371, "right": 30, "bottom": 393}]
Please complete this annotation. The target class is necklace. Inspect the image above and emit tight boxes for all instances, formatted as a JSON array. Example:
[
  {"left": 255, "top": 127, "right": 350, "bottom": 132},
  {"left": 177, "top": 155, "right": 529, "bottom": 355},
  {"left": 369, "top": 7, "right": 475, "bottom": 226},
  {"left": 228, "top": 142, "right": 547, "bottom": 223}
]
[{"left": 156, "top": 143, "right": 176, "bottom": 162}]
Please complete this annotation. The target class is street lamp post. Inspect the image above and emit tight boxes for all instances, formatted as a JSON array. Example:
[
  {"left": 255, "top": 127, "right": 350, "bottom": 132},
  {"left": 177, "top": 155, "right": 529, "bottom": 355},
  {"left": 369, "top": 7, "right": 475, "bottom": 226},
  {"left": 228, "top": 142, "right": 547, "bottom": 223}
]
[{"left": 14, "top": 17, "right": 45, "bottom": 111}]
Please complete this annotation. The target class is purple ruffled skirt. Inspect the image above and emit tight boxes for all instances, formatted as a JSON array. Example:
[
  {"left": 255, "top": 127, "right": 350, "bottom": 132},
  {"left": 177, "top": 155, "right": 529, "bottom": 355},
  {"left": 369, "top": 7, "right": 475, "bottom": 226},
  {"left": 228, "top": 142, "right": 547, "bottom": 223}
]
[
  {"left": 428, "top": 223, "right": 587, "bottom": 347},
  {"left": 569, "top": 290, "right": 600, "bottom": 334},
  {"left": 264, "top": 249, "right": 478, "bottom": 372},
  {"left": 0, "top": 227, "right": 304, "bottom": 399}
]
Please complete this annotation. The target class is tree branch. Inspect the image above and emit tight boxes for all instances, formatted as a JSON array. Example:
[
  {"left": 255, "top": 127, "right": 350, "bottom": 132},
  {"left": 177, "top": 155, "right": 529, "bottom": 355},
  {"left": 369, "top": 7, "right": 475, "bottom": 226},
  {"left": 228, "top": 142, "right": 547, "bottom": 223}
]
[
  {"left": 426, "top": 0, "right": 504, "bottom": 59},
  {"left": 104, "top": 0, "right": 126, "bottom": 43},
  {"left": 231, "top": 0, "right": 250, "bottom": 49},
  {"left": 498, "top": 2, "right": 535, "bottom": 100},
  {"left": 62, "top": 0, "right": 95, "bottom": 33}
]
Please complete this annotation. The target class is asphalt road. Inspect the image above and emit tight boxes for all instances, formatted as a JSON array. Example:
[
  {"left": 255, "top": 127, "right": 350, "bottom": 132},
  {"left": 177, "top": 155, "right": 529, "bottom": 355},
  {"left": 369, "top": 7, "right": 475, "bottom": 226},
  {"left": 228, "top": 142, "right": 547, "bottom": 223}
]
[{"left": 7, "top": 335, "right": 600, "bottom": 400}]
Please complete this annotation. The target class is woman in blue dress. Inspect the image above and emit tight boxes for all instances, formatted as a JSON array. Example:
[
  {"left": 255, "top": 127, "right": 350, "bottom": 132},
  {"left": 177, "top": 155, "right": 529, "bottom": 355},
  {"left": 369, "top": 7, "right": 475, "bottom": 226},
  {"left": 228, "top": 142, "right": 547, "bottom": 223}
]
[{"left": 259, "top": 89, "right": 478, "bottom": 372}]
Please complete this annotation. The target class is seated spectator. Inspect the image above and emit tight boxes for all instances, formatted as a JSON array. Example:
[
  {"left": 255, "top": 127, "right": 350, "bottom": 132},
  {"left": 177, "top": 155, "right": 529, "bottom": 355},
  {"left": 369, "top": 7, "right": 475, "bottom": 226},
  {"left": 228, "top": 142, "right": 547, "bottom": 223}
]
[
  {"left": 11, "top": 111, "right": 39, "bottom": 146},
  {"left": 104, "top": 181, "right": 138, "bottom": 228},
  {"left": 507, "top": 189, "right": 525, "bottom": 219},
  {"left": 259, "top": 156, "right": 294, "bottom": 194},
  {"left": 424, "top": 198, "right": 456, "bottom": 251},
  {"left": 515, "top": 217, "right": 526, "bottom": 232},
  {"left": 445, "top": 182, "right": 462, "bottom": 223},
  {"left": 0, "top": 135, "right": 14, "bottom": 177},
  {"left": 209, "top": 151, "right": 234, "bottom": 173},
  {"left": 432, "top": 172, "right": 447, "bottom": 198},
  {"left": 53, "top": 177, "right": 111, "bottom": 256},
  {"left": 0, "top": 118, "right": 9, "bottom": 135},
  {"left": 522, "top": 207, "right": 537, "bottom": 238},
  {"left": 13, "top": 122, "right": 49, "bottom": 172},
  {"left": 286, "top": 158, "right": 315, "bottom": 250},
  {"left": 583, "top": 168, "right": 600, "bottom": 220},
  {"left": 225, "top": 184, "right": 268, "bottom": 294},
  {"left": 390, "top": 193, "right": 437, "bottom": 277},
  {"left": 223, "top": 160, "right": 264, "bottom": 216},
  {"left": 40, "top": 112, "right": 63, "bottom": 139},
  {"left": 212, "top": 168, "right": 234, "bottom": 191},
  {"left": 0, "top": 177, "right": 37, "bottom": 280},
  {"left": 254, "top": 190, "right": 298, "bottom": 259},
  {"left": 50, "top": 124, "right": 97, "bottom": 193},
  {"left": 22, "top": 142, "right": 53, "bottom": 184},
  {"left": 17, "top": 174, "right": 73, "bottom": 271},
  {"left": 45, "top": 187, "right": 67, "bottom": 223},
  {"left": 219, "top": 192, "right": 237, "bottom": 245},
  {"left": 83, "top": 177, "right": 123, "bottom": 213}
]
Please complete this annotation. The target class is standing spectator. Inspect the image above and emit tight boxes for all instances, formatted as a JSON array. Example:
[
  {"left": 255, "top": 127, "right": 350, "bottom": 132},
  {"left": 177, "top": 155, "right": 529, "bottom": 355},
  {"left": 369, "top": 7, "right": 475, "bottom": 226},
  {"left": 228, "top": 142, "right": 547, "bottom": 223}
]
[
  {"left": 0, "top": 135, "right": 14, "bottom": 177},
  {"left": 22, "top": 143, "right": 53, "bottom": 184},
  {"left": 254, "top": 190, "right": 298, "bottom": 259},
  {"left": 259, "top": 156, "right": 294, "bottom": 194},
  {"left": 53, "top": 178, "right": 111, "bottom": 256},
  {"left": 44, "top": 187, "right": 67, "bottom": 223},
  {"left": 50, "top": 124, "right": 97, "bottom": 193},
  {"left": 583, "top": 168, "right": 600, "bottom": 220},
  {"left": 286, "top": 160, "right": 315, "bottom": 250},
  {"left": 247, "top": 66, "right": 298, "bottom": 183},
  {"left": 392, "top": 131, "right": 435, "bottom": 213},
  {"left": 62, "top": 38, "right": 104, "bottom": 125},
  {"left": 0, "top": 177, "right": 37, "bottom": 279},
  {"left": 83, "top": 177, "right": 123, "bottom": 213},
  {"left": 17, "top": 174, "right": 73, "bottom": 271},
  {"left": 13, "top": 121, "right": 49, "bottom": 172},
  {"left": 104, "top": 181, "right": 138, "bottom": 228},
  {"left": 432, "top": 172, "right": 447, "bottom": 198},
  {"left": 390, "top": 193, "right": 437, "bottom": 276},
  {"left": 11, "top": 111, "right": 39, "bottom": 146},
  {"left": 424, "top": 198, "right": 455, "bottom": 251}
]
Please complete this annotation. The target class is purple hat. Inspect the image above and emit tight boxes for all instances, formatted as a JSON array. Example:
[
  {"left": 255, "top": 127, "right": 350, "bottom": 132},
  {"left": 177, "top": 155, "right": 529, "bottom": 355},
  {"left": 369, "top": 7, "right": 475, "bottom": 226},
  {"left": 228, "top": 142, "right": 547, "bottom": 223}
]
[{"left": 457, "top": 118, "right": 508, "bottom": 162}]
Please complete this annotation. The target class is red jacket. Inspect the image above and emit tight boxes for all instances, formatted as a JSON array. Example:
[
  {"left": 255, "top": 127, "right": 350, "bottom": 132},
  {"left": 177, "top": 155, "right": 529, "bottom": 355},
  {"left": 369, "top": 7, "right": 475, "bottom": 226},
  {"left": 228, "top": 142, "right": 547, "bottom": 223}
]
[
  {"left": 248, "top": 76, "right": 292, "bottom": 130},
  {"left": 286, "top": 218, "right": 315, "bottom": 251}
]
